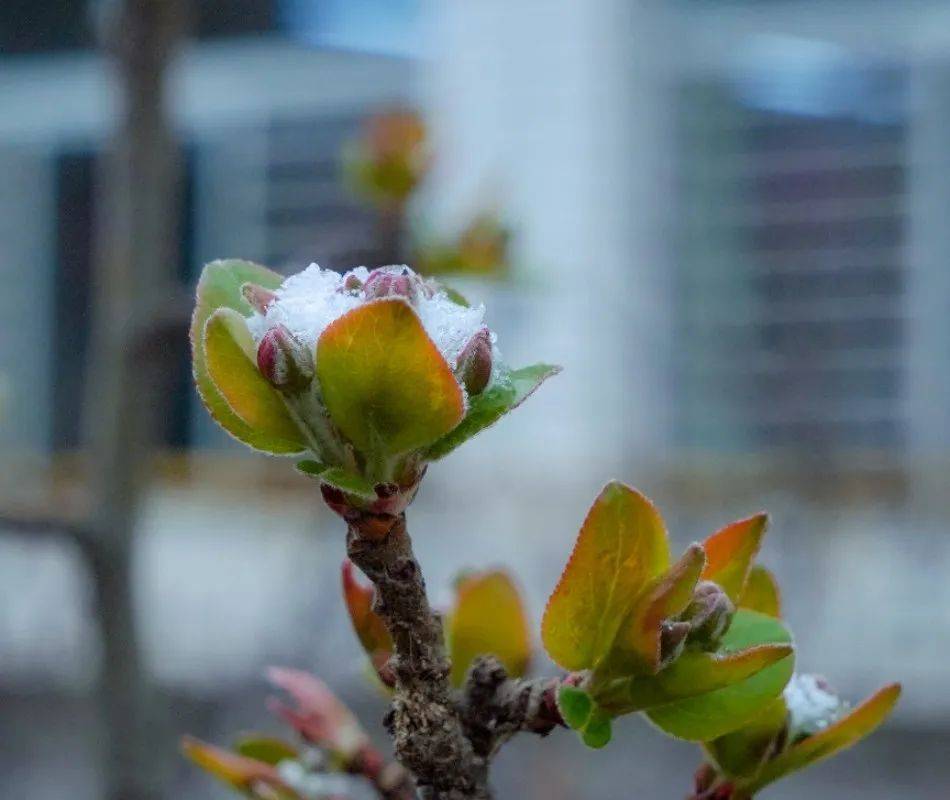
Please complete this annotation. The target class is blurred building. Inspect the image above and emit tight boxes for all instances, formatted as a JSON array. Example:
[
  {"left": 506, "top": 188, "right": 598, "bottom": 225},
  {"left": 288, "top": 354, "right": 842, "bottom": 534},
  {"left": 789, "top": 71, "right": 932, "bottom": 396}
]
[{"left": 1, "top": 2, "right": 950, "bottom": 798}]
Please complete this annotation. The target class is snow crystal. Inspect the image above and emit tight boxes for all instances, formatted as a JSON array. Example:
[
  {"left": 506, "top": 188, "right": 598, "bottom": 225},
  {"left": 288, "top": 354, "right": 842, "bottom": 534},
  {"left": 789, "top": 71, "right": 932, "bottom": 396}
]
[
  {"left": 245, "top": 263, "right": 494, "bottom": 372},
  {"left": 784, "top": 673, "right": 846, "bottom": 738}
]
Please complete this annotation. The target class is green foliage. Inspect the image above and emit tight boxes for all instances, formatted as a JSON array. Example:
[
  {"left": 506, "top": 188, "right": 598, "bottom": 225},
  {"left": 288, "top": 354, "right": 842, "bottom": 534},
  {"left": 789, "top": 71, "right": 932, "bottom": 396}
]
[
  {"left": 233, "top": 735, "right": 298, "bottom": 766},
  {"left": 643, "top": 611, "right": 794, "bottom": 741},
  {"left": 191, "top": 259, "right": 304, "bottom": 454},
  {"left": 425, "top": 363, "right": 561, "bottom": 460}
]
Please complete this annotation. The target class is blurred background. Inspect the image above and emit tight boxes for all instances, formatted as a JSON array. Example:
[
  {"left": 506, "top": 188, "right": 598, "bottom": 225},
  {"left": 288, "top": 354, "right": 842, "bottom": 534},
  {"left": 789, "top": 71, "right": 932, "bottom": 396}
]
[{"left": 1, "top": 1, "right": 948, "bottom": 798}]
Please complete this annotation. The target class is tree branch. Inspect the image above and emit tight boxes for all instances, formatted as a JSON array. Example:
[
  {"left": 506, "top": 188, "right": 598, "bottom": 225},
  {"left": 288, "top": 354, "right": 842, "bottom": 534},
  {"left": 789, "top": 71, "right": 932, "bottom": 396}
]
[
  {"left": 460, "top": 656, "right": 567, "bottom": 760},
  {"left": 345, "top": 514, "right": 489, "bottom": 800}
]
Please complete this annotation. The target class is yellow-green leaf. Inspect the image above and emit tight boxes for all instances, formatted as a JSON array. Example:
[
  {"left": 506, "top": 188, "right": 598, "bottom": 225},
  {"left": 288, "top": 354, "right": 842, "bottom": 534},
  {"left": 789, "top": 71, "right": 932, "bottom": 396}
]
[
  {"left": 204, "top": 308, "right": 306, "bottom": 449},
  {"left": 181, "top": 736, "right": 287, "bottom": 792},
  {"left": 234, "top": 735, "right": 298, "bottom": 766},
  {"left": 542, "top": 482, "right": 671, "bottom": 671},
  {"left": 557, "top": 685, "right": 594, "bottom": 729},
  {"left": 191, "top": 259, "right": 303, "bottom": 454},
  {"left": 744, "top": 683, "right": 901, "bottom": 792},
  {"left": 603, "top": 544, "right": 705, "bottom": 676},
  {"left": 702, "top": 514, "right": 768, "bottom": 602},
  {"left": 448, "top": 570, "right": 532, "bottom": 687},
  {"left": 645, "top": 610, "right": 794, "bottom": 741},
  {"left": 740, "top": 565, "right": 782, "bottom": 618},
  {"left": 425, "top": 363, "right": 561, "bottom": 460},
  {"left": 316, "top": 299, "right": 465, "bottom": 457},
  {"left": 705, "top": 698, "right": 789, "bottom": 780}
]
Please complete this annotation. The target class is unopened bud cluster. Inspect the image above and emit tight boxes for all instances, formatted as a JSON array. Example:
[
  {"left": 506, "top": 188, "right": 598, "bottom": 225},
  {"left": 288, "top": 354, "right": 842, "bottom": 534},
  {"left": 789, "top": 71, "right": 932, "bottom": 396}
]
[{"left": 235, "top": 263, "right": 498, "bottom": 514}]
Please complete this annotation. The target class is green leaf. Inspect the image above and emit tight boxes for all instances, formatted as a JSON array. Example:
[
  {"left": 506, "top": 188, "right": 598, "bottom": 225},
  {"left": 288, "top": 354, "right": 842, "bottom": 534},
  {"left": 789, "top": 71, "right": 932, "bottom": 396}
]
[
  {"left": 702, "top": 514, "right": 769, "bottom": 602},
  {"left": 739, "top": 565, "right": 782, "bottom": 618},
  {"left": 542, "top": 482, "right": 671, "bottom": 671},
  {"left": 606, "top": 644, "right": 793, "bottom": 714},
  {"left": 645, "top": 610, "right": 794, "bottom": 741},
  {"left": 704, "top": 698, "right": 789, "bottom": 780},
  {"left": 743, "top": 683, "right": 901, "bottom": 793},
  {"left": 234, "top": 735, "right": 298, "bottom": 766},
  {"left": 581, "top": 710, "right": 612, "bottom": 749},
  {"left": 558, "top": 687, "right": 613, "bottom": 749},
  {"left": 316, "top": 299, "right": 465, "bottom": 458},
  {"left": 191, "top": 259, "right": 304, "bottom": 454},
  {"left": 204, "top": 308, "right": 307, "bottom": 450},
  {"left": 603, "top": 543, "right": 705, "bottom": 676},
  {"left": 425, "top": 363, "right": 561, "bottom": 460},
  {"left": 295, "top": 460, "right": 377, "bottom": 499},
  {"left": 448, "top": 570, "right": 532, "bottom": 687},
  {"left": 557, "top": 685, "right": 594, "bottom": 730}
]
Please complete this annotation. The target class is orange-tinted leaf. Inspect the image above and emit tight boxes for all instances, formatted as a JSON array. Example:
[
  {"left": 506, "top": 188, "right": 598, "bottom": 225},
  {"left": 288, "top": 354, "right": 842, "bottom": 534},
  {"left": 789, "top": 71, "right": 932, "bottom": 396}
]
[
  {"left": 740, "top": 564, "right": 782, "bottom": 618},
  {"left": 542, "top": 482, "right": 671, "bottom": 671},
  {"left": 204, "top": 308, "right": 306, "bottom": 450},
  {"left": 191, "top": 259, "right": 303, "bottom": 454},
  {"left": 181, "top": 735, "right": 286, "bottom": 792},
  {"left": 316, "top": 299, "right": 465, "bottom": 457},
  {"left": 746, "top": 683, "right": 901, "bottom": 792},
  {"left": 341, "top": 560, "right": 393, "bottom": 668},
  {"left": 605, "top": 544, "right": 705, "bottom": 675},
  {"left": 448, "top": 570, "right": 532, "bottom": 686},
  {"left": 702, "top": 514, "right": 768, "bottom": 602}
]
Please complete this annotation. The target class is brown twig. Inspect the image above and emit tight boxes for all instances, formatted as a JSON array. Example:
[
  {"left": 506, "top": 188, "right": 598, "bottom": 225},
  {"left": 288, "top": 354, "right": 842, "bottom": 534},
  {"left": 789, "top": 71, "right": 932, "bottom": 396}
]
[
  {"left": 342, "top": 511, "right": 569, "bottom": 799},
  {"left": 460, "top": 656, "right": 567, "bottom": 760},
  {"left": 345, "top": 513, "right": 489, "bottom": 799}
]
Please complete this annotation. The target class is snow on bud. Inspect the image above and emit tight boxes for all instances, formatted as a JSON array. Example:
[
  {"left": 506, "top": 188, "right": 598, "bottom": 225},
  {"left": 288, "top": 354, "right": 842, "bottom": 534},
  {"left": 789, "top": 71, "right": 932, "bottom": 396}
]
[
  {"left": 362, "top": 266, "right": 429, "bottom": 302},
  {"left": 341, "top": 272, "right": 364, "bottom": 294},
  {"left": 455, "top": 327, "right": 493, "bottom": 396},
  {"left": 682, "top": 581, "right": 735, "bottom": 649},
  {"left": 784, "top": 673, "right": 847, "bottom": 742},
  {"left": 256, "top": 324, "right": 313, "bottom": 393},
  {"left": 241, "top": 282, "right": 277, "bottom": 314}
]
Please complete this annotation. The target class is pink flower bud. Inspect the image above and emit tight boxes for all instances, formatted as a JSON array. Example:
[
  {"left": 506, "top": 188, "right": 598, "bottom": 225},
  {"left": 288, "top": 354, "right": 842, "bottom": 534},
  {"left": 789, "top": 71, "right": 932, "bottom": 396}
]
[
  {"left": 659, "top": 620, "right": 690, "bottom": 667},
  {"left": 456, "top": 327, "right": 493, "bottom": 395},
  {"left": 341, "top": 273, "right": 364, "bottom": 294},
  {"left": 256, "top": 325, "right": 313, "bottom": 393},
  {"left": 681, "top": 581, "right": 735, "bottom": 649},
  {"left": 362, "top": 266, "right": 424, "bottom": 302},
  {"left": 241, "top": 282, "right": 278, "bottom": 314}
]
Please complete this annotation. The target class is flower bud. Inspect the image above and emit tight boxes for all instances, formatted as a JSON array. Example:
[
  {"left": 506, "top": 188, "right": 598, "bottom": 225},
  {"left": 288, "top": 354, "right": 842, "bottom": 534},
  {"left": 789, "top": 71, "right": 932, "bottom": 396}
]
[
  {"left": 659, "top": 620, "right": 691, "bottom": 667},
  {"left": 241, "top": 282, "right": 278, "bottom": 314},
  {"left": 256, "top": 325, "right": 314, "bottom": 393},
  {"left": 341, "top": 273, "right": 364, "bottom": 294},
  {"left": 455, "top": 327, "right": 493, "bottom": 396},
  {"left": 362, "top": 266, "right": 424, "bottom": 302},
  {"left": 682, "top": 581, "right": 735, "bottom": 649}
]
